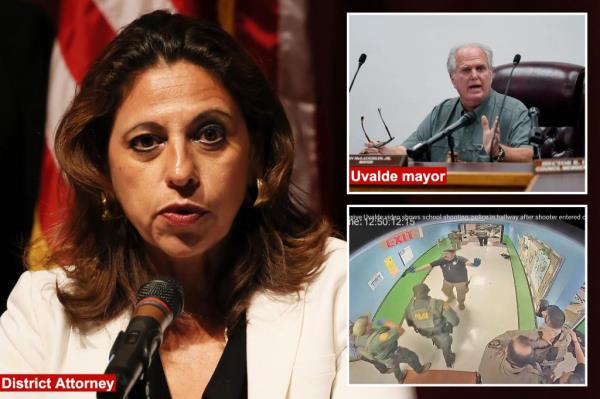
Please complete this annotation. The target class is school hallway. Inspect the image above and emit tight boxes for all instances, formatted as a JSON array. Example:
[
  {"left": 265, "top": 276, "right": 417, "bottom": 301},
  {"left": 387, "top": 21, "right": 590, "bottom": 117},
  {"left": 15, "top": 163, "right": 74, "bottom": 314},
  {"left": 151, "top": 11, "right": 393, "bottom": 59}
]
[{"left": 350, "top": 241, "right": 519, "bottom": 383}]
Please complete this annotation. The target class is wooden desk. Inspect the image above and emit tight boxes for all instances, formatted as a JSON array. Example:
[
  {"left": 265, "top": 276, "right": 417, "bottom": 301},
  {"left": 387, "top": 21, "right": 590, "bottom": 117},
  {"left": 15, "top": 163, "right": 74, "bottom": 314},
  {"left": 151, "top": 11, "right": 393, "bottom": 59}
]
[{"left": 349, "top": 161, "right": 585, "bottom": 192}]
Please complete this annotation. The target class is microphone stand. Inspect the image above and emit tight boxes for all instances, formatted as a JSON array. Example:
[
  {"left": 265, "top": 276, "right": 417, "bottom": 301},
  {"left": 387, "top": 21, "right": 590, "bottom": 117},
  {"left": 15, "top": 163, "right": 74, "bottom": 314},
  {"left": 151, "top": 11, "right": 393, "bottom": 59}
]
[
  {"left": 407, "top": 132, "right": 454, "bottom": 162},
  {"left": 407, "top": 129, "right": 455, "bottom": 162},
  {"left": 407, "top": 112, "right": 476, "bottom": 161},
  {"left": 447, "top": 133, "right": 456, "bottom": 163},
  {"left": 528, "top": 106, "right": 544, "bottom": 160},
  {"left": 490, "top": 54, "right": 521, "bottom": 162},
  {"left": 349, "top": 66, "right": 362, "bottom": 92}
]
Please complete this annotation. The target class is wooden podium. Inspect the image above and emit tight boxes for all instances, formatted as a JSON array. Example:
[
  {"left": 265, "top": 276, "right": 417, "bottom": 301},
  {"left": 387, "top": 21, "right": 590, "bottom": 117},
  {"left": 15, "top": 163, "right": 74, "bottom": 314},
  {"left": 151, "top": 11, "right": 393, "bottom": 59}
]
[{"left": 349, "top": 158, "right": 585, "bottom": 192}]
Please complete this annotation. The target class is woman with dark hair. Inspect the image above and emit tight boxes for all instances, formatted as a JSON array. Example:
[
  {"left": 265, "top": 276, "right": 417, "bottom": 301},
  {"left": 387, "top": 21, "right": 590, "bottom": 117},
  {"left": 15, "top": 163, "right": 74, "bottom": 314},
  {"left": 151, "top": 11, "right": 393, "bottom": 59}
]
[{"left": 0, "top": 10, "right": 408, "bottom": 398}]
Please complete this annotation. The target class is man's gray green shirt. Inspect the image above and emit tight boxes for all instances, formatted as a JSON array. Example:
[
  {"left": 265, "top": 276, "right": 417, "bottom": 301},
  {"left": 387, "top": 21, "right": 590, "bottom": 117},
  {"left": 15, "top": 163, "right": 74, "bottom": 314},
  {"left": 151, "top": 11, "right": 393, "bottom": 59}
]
[{"left": 402, "top": 90, "right": 532, "bottom": 162}]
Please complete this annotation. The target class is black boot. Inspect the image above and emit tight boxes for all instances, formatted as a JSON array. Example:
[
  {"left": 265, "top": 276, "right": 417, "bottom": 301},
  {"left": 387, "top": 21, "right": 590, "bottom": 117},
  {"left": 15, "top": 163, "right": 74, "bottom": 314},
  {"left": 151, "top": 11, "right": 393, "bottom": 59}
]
[{"left": 394, "top": 368, "right": 407, "bottom": 383}]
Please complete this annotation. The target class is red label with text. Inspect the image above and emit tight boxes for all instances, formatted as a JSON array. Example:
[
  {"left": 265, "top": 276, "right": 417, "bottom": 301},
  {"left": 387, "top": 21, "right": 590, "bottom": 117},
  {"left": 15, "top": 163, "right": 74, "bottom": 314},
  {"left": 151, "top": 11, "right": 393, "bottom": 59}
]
[
  {"left": 0, "top": 374, "right": 116, "bottom": 392},
  {"left": 350, "top": 167, "right": 447, "bottom": 185}
]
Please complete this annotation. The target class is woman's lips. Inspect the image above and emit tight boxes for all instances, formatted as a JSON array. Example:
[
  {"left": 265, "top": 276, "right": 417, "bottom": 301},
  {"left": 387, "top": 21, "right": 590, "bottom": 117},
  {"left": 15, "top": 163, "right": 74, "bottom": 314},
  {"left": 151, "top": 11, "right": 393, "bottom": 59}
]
[
  {"left": 158, "top": 203, "right": 208, "bottom": 226},
  {"left": 160, "top": 211, "right": 204, "bottom": 225}
]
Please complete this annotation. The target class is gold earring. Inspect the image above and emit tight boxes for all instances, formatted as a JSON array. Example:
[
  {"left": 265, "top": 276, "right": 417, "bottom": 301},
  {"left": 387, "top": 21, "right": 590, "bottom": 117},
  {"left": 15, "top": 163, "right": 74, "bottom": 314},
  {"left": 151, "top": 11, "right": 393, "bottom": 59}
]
[
  {"left": 253, "top": 178, "right": 269, "bottom": 208},
  {"left": 100, "top": 192, "right": 112, "bottom": 221}
]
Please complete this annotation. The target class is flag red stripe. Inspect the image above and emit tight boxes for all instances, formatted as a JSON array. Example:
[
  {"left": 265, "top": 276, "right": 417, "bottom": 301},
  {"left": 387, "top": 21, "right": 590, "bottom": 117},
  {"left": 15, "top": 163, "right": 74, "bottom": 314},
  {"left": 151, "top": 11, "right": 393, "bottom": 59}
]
[
  {"left": 170, "top": 0, "right": 203, "bottom": 18},
  {"left": 235, "top": 0, "right": 279, "bottom": 85},
  {"left": 37, "top": 146, "right": 71, "bottom": 238},
  {"left": 56, "top": 0, "right": 116, "bottom": 84},
  {"left": 240, "top": 17, "right": 279, "bottom": 49}
]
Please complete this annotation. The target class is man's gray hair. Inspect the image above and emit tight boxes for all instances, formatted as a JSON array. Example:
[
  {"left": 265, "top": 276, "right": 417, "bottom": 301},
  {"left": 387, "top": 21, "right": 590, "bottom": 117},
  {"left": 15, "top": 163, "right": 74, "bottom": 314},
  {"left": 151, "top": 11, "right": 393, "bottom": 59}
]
[{"left": 447, "top": 43, "right": 494, "bottom": 75}]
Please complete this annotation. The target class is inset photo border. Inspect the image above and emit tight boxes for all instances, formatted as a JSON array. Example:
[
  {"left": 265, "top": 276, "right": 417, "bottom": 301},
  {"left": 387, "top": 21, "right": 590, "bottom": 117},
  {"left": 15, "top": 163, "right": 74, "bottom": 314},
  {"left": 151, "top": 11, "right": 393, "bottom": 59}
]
[
  {"left": 347, "top": 13, "right": 587, "bottom": 194},
  {"left": 348, "top": 205, "right": 586, "bottom": 386}
]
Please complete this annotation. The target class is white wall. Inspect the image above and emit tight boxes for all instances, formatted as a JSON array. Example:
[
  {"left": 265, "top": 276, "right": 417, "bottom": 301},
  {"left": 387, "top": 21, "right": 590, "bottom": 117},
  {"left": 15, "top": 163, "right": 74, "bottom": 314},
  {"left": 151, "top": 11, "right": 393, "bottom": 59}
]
[{"left": 348, "top": 13, "right": 586, "bottom": 154}]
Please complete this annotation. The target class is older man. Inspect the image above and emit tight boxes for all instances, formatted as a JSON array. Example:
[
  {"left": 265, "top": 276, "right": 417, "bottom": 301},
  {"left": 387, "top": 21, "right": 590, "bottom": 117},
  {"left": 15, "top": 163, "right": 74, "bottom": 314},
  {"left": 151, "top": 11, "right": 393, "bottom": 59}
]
[{"left": 365, "top": 43, "right": 533, "bottom": 162}]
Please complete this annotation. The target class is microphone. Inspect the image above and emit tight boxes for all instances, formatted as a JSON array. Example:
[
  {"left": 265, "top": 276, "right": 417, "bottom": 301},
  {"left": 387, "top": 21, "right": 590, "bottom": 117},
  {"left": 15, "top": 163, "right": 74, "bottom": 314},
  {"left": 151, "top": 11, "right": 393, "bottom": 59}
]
[
  {"left": 490, "top": 53, "right": 521, "bottom": 161},
  {"left": 407, "top": 112, "right": 476, "bottom": 160},
  {"left": 98, "top": 278, "right": 184, "bottom": 399},
  {"left": 528, "top": 106, "right": 544, "bottom": 159},
  {"left": 349, "top": 53, "right": 367, "bottom": 92},
  {"left": 359, "top": 53, "right": 367, "bottom": 64}
]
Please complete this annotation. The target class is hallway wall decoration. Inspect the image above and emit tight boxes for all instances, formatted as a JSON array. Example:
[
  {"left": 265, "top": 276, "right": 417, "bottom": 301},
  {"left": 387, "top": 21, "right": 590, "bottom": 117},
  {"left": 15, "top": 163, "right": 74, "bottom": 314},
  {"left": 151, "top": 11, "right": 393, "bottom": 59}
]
[
  {"left": 564, "top": 282, "right": 585, "bottom": 328},
  {"left": 368, "top": 271, "right": 384, "bottom": 291},
  {"left": 399, "top": 245, "right": 414, "bottom": 265},
  {"left": 383, "top": 256, "right": 400, "bottom": 276},
  {"left": 517, "top": 234, "right": 564, "bottom": 306}
]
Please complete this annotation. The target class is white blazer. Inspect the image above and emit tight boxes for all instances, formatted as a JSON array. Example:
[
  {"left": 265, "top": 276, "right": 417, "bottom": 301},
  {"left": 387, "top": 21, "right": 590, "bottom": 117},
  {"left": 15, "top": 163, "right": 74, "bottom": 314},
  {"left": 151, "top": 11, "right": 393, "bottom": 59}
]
[{"left": 0, "top": 238, "right": 412, "bottom": 398}]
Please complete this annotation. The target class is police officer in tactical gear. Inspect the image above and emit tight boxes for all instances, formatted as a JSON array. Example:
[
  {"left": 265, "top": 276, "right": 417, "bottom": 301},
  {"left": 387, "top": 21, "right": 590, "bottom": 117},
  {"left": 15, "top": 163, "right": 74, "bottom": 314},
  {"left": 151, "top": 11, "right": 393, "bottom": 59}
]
[
  {"left": 478, "top": 334, "right": 543, "bottom": 383},
  {"left": 404, "top": 283, "right": 460, "bottom": 368},
  {"left": 352, "top": 315, "right": 431, "bottom": 383}
]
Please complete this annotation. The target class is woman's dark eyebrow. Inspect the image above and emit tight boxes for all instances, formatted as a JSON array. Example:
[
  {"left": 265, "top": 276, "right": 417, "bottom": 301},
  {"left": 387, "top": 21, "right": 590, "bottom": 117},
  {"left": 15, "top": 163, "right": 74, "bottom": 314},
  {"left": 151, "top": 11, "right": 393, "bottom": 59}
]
[
  {"left": 121, "top": 122, "right": 165, "bottom": 140},
  {"left": 189, "top": 109, "right": 234, "bottom": 125}
]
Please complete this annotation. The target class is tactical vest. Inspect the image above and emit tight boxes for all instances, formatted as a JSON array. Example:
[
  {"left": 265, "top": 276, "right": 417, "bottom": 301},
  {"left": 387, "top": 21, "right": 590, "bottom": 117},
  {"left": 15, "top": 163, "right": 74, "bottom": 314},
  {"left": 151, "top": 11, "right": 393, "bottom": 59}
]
[{"left": 408, "top": 298, "right": 439, "bottom": 330}]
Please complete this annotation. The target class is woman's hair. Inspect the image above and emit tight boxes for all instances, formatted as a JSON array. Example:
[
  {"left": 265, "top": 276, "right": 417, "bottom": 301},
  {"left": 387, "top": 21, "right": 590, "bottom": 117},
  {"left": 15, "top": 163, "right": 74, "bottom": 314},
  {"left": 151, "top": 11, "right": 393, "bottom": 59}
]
[{"left": 29, "top": 10, "right": 332, "bottom": 331}]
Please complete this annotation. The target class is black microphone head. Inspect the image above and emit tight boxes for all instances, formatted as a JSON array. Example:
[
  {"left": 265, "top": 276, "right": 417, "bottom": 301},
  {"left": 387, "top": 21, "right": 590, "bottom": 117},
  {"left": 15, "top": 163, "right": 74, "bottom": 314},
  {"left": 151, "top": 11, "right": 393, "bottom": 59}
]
[
  {"left": 513, "top": 54, "right": 521, "bottom": 66},
  {"left": 358, "top": 53, "right": 367, "bottom": 64},
  {"left": 463, "top": 111, "right": 476, "bottom": 123},
  {"left": 137, "top": 278, "right": 184, "bottom": 318}
]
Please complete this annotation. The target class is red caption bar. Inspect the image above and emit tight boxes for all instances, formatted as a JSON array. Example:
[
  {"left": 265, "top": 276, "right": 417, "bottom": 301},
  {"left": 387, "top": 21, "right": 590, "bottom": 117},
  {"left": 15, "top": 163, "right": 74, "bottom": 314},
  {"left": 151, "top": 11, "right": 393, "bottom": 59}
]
[
  {"left": 350, "top": 166, "right": 448, "bottom": 185},
  {"left": 0, "top": 374, "right": 116, "bottom": 392}
]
